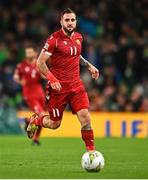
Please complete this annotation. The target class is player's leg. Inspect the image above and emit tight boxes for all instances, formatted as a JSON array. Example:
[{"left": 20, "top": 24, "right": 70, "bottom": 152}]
[
  {"left": 31, "top": 97, "right": 46, "bottom": 144},
  {"left": 32, "top": 126, "right": 42, "bottom": 145},
  {"left": 26, "top": 94, "right": 67, "bottom": 138},
  {"left": 25, "top": 98, "right": 44, "bottom": 142},
  {"left": 76, "top": 109, "right": 95, "bottom": 151},
  {"left": 26, "top": 114, "right": 62, "bottom": 139},
  {"left": 70, "top": 89, "right": 95, "bottom": 151}
]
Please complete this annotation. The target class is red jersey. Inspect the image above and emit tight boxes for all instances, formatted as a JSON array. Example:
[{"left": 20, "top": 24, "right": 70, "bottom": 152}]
[
  {"left": 16, "top": 59, "right": 43, "bottom": 98},
  {"left": 42, "top": 29, "right": 83, "bottom": 93}
]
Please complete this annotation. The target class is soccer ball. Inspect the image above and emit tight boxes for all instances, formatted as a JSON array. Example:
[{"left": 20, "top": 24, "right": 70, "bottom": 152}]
[{"left": 81, "top": 151, "right": 105, "bottom": 172}]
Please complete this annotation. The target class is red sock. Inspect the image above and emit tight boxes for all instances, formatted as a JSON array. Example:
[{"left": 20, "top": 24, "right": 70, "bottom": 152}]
[
  {"left": 34, "top": 115, "right": 47, "bottom": 127},
  {"left": 81, "top": 129, "right": 95, "bottom": 151}
]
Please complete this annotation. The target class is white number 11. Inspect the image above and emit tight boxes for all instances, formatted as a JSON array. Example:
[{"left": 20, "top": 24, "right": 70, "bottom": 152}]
[{"left": 70, "top": 46, "right": 77, "bottom": 55}]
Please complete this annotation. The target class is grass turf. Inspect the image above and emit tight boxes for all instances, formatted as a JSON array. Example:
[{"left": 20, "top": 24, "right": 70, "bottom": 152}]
[{"left": 0, "top": 135, "right": 148, "bottom": 179}]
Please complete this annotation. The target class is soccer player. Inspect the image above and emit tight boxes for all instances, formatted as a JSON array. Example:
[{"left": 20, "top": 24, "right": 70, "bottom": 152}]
[
  {"left": 27, "top": 8, "right": 99, "bottom": 152},
  {"left": 13, "top": 47, "right": 46, "bottom": 145}
]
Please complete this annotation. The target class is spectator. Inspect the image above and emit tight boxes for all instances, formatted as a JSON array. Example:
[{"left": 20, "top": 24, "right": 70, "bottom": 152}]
[{"left": 0, "top": 0, "right": 147, "bottom": 112}]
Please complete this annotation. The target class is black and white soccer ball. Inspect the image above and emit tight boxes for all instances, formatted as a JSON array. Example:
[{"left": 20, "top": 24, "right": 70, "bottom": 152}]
[{"left": 81, "top": 150, "right": 105, "bottom": 172}]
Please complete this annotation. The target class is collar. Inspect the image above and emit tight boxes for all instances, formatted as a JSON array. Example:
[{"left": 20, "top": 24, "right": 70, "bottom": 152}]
[{"left": 59, "top": 29, "right": 75, "bottom": 39}]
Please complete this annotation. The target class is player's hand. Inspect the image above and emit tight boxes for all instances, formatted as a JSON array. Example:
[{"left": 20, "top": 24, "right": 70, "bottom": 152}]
[
  {"left": 51, "top": 82, "right": 62, "bottom": 91},
  {"left": 88, "top": 64, "right": 99, "bottom": 80},
  {"left": 46, "top": 71, "right": 62, "bottom": 91}
]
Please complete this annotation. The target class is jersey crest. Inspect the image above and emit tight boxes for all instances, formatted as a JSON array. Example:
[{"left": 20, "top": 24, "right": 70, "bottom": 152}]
[{"left": 76, "top": 39, "right": 80, "bottom": 45}]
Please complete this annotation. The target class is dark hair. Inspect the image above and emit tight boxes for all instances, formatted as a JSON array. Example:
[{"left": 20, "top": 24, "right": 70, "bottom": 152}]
[
  {"left": 24, "top": 43, "right": 36, "bottom": 50},
  {"left": 61, "top": 8, "right": 76, "bottom": 18}
]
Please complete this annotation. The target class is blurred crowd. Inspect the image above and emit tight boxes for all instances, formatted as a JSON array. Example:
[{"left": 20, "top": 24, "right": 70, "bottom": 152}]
[{"left": 0, "top": 0, "right": 148, "bottom": 112}]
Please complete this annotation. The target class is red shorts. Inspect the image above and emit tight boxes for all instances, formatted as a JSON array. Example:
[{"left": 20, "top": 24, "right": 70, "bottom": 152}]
[
  {"left": 47, "top": 86, "right": 89, "bottom": 121},
  {"left": 23, "top": 88, "right": 46, "bottom": 114}
]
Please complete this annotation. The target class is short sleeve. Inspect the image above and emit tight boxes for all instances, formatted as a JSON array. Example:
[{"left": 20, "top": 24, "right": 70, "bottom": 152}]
[
  {"left": 79, "top": 33, "right": 83, "bottom": 43},
  {"left": 42, "top": 35, "right": 56, "bottom": 56}
]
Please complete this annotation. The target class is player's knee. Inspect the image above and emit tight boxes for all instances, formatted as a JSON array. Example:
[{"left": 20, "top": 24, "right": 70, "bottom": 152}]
[
  {"left": 50, "top": 124, "right": 60, "bottom": 129},
  {"left": 49, "top": 120, "right": 61, "bottom": 130},
  {"left": 79, "top": 111, "right": 90, "bottom": 124}
]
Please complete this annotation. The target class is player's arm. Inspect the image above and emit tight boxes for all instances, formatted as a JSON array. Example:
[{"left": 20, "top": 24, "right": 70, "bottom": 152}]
[
  {"left": 80, "top": 55, "right": 99, "bottom": 80},
  {"left": 13, "top": 69, "right": 26, "bottom": 86},
  {"left": 37, "top": 51, "right": 62, "bottom": 91},
  {"left": 39, "top": 72, "right": 47, "bottom": 79}
]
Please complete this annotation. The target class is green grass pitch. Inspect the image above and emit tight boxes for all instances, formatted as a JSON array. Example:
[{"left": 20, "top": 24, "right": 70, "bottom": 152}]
[{"left": 0, "top": 135, "right": 148, "bottom": 179}]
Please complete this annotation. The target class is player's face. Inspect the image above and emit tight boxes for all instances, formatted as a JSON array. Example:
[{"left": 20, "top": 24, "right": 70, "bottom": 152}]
[
  {"left": 61, "top": 13, "right": 77, "bottom": 35},
  {"left": 25, "top": 48, "right": 35, "bottom": 60}
]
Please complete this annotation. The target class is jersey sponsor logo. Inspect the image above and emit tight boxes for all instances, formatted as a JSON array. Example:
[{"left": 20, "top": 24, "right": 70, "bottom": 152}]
[
  {"left": 76, "top": 39, "right": 80, "bottom": 45},
  {"left": 63, "top": 41, "right": 67, "bottom": 45}
]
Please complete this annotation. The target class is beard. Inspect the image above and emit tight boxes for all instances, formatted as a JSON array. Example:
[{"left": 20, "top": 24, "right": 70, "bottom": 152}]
[
  {"left": 63, "top": 25, "right": 76, "bottom": 36},
  {"left": 27, "top": 57, "right": 34, "bottom": 61}
]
